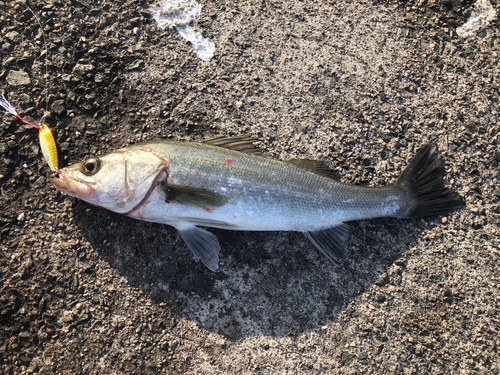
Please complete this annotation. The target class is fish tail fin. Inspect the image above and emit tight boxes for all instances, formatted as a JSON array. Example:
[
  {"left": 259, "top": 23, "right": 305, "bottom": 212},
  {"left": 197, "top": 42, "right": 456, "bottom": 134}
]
[{"left": 394, "top": 142, "right": 465, "bottom": 219}]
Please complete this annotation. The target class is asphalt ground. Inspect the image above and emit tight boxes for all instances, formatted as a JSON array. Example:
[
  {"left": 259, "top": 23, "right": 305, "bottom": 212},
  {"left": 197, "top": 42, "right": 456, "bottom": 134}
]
[{"left": 1, "top": 0, "right": 499, "bottom": 373}]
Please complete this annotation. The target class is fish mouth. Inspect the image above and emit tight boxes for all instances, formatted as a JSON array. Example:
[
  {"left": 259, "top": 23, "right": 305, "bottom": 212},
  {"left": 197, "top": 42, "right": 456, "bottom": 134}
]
[{"left": 50, "top": 170, "right": 95, "bottom": 197}]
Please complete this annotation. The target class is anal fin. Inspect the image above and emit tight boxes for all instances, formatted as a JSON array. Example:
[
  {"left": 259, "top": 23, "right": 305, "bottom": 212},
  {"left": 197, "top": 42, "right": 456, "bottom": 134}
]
[
  {"left": 176, "top": 224, "right": 220, "bottom": 271},
  {"left": 303, "top": 223, "right": 350, "bottom": 263}
]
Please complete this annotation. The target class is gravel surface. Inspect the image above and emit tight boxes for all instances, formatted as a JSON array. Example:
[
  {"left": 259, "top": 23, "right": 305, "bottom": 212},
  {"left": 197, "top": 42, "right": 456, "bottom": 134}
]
[{"left": 1, "top": 0, "right": 499, "bottom": 373}]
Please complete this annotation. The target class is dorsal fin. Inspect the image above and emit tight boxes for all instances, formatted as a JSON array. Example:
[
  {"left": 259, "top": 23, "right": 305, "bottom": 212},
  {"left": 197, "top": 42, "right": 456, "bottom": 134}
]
[
  {"left": 286, "top": 159, "right": 340, "bottom": 180},
  {"left": 199, "top": 136, "right": 263, "bottom": 155}
]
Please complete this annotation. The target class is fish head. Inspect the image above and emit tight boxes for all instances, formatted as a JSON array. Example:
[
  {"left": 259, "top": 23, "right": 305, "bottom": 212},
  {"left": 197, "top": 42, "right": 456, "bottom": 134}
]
[{"left": 51, "top": 147, "right": 168, "bottom": 213}]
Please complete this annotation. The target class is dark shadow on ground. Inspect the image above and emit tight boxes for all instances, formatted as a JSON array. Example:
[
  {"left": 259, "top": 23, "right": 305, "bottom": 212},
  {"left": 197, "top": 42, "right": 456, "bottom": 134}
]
[{"left": 72, "top": 200, "right": 423, "bottom": 340}]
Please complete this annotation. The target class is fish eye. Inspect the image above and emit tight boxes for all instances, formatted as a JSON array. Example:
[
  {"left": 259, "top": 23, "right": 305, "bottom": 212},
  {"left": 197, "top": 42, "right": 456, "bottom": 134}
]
[{"left": 82, "top": 157, "right": 101, "bottom": 175}]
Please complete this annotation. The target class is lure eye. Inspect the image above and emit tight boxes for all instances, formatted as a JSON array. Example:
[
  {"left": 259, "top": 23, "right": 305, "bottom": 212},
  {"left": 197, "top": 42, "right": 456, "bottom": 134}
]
[{"left": 82, "top": 157, "right": 101, "bottom": 175}]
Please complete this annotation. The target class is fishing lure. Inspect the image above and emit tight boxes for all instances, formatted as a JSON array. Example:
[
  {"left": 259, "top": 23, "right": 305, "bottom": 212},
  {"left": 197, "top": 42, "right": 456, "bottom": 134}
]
[
  {"left": 0, "top": 95, "right": 60, "bottom": 175},
  {"left": 0, "top": 2, "right": 59, "bottom": 175},
  {"left": 39, "top": 123, "right": 59, "bottom": 173}
]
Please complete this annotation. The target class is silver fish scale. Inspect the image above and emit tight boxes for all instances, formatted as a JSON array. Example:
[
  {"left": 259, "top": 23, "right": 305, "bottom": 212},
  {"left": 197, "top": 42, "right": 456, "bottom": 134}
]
[{"left": 144, "top": 141, "right": 407, "bottom": 231}]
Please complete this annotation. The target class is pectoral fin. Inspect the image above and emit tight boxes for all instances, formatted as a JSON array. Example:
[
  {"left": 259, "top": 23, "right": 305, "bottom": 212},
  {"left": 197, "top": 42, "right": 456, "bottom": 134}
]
[
  {"left": 176, "top": 224, "right": 220, "bottom": 271},
  {"left": 161, "top": 183, "right": 228, "bottom": 208},
  {"left": 303, "top": 223, "right": 350, "bottom": 263}
]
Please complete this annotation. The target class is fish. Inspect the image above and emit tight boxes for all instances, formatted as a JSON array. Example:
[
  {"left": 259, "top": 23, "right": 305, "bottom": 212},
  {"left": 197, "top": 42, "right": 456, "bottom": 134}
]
[{"left": 51, "top": 137, "right": 464, "bottom": 271}]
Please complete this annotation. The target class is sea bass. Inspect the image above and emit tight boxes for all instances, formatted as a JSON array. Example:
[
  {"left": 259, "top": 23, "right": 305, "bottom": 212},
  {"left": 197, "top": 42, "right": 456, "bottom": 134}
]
[{"left": 51, "top": 137, "right": 464, "bottom": 271}]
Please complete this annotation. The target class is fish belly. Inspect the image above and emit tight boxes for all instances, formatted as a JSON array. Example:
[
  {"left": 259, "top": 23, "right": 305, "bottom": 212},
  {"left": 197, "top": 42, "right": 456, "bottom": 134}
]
[{"left": 131, "top": 183, "right": 405, "bottom": 233}]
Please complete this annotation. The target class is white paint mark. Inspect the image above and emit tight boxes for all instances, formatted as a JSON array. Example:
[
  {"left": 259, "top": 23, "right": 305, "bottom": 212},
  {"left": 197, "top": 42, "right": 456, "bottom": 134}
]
[
  {"left": 151, "top": 0, "right": 215, "bottom": 61},
  {"left": 456, "top": 0, "right": 497, "bottom": 39},
  {"left": 151, "top": 0, "right": 201, "bottom": 27},
  {"left": 175, "top": 25, "right": 215, "bottom": 61}
]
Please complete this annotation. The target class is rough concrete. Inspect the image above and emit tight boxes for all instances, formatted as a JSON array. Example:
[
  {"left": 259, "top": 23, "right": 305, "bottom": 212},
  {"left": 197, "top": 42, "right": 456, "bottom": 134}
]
[{"left": 1, "top": 0, "right": 499, "bottom": 373}]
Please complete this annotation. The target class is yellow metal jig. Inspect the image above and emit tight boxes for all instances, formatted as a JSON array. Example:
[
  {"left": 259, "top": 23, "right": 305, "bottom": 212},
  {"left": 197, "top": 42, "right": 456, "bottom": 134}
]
[
  {"left": 39, "top": 124, "right": 59, "bottom": 173},
  {"left": 0, "top": 95, "right": 60, "bottom": 175}
]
